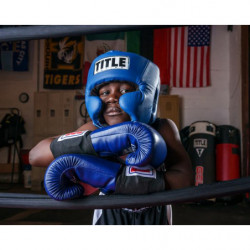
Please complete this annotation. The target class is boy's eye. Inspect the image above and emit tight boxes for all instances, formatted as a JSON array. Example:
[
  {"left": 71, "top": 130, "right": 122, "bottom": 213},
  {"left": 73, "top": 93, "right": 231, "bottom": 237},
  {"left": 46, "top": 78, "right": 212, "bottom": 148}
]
[
  {"left": 99, "top": 90, "right": 109, "bottom": 96},
  {"left": 120, "top": 89, "right": 131, "bottom": 94}
]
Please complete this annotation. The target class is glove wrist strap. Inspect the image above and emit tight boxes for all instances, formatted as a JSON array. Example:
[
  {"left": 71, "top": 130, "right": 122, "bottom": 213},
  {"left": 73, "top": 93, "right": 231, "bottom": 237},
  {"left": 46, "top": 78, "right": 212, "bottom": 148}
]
[{"left": 50, "top": 130, "right": 97, "bottom": 158}]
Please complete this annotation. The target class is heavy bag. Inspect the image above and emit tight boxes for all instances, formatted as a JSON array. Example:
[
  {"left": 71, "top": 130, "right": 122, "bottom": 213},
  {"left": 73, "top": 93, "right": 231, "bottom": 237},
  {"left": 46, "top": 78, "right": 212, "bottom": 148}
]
[
  {"left": 187, "top": 121, "right": 216, "bottom": 186},
  {"left": 216, "top": 125, "right": 240, "bottom": 181},
  {"left": 216, "top": 125, "right": 241, "bottom": 203}
]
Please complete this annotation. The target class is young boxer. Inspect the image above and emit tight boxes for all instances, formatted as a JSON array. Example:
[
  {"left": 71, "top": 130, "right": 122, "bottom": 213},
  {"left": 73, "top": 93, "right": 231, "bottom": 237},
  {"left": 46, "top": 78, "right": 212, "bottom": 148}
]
[{"left": 29, "top": 51, "right": 194, "bottom": 225}]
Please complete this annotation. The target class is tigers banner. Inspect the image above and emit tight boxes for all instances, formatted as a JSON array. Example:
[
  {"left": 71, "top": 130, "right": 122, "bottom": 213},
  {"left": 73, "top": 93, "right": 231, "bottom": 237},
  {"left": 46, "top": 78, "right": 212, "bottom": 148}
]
[{"left": 44, "top": 36, "right": 84, "bottom": 89}]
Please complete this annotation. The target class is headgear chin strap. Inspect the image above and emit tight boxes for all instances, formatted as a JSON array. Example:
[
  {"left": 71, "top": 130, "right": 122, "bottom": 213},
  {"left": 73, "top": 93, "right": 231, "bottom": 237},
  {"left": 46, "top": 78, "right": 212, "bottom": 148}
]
[{"left": 85, "top": 50, "right": 160, "bottom": 128}]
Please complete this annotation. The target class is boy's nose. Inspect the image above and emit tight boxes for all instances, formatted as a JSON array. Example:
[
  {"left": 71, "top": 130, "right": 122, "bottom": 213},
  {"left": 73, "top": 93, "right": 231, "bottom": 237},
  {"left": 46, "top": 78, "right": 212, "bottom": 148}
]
[{"left": 107, "top": 91, "right": 121, "bottom": 103}]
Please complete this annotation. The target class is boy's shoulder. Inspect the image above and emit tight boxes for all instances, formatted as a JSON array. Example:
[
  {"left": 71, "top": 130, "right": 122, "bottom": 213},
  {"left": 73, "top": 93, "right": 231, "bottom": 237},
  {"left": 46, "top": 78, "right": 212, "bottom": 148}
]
[{"left": 76, "top": 121, "right": 98, "bottom": 131}]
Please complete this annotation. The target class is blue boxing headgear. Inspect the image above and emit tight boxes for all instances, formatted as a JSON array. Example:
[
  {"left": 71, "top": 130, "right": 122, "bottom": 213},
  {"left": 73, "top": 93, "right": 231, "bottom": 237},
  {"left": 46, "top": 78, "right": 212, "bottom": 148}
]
[{"left": 85, "top": 50, "right": 160, "bottom": 128}]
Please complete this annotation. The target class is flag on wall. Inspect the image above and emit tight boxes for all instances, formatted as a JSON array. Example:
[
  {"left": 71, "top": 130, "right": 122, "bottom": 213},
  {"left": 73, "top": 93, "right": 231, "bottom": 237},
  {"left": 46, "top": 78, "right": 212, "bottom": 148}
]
[
  {"left": 83, "top": 31, "right": 140, "bottom": 84},
  {"left": 44, "top": 36, "right": 84, "bottom": 89},
  {"left": 0, "top": 41, "right": 29, "bottom": 71},
  {"left": 154, "top": 26, "right": 211, "bottom": 87}
]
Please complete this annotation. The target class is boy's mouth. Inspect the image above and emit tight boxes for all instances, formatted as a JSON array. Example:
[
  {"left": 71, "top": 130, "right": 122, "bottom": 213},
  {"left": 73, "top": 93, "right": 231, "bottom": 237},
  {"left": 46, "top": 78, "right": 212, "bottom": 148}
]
[{"left": 105, "top": 106, "right": 123, "bottom": 116}]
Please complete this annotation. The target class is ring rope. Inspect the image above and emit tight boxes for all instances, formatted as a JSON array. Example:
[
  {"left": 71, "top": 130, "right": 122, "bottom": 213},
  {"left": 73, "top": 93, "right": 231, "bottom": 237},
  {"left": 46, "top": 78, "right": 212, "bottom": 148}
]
[
  {"left": 0, "top": 25, "right": 169, "bottom": 42},
  {"left": 0, "top": 177, "right": 249, "bottom": 210}
]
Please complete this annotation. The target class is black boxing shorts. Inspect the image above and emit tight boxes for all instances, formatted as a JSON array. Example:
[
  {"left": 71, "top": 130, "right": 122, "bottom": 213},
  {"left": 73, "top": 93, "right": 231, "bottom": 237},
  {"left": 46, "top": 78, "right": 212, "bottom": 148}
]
[{"left": 92, "top": 193, "right": 172, "bottom": 225}]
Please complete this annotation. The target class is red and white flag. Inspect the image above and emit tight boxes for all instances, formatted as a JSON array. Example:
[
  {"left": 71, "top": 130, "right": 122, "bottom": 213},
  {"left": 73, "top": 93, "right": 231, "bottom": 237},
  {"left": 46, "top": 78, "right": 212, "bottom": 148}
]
[{"left": 154, "top": 26, "right": 211, "bottom": 88}]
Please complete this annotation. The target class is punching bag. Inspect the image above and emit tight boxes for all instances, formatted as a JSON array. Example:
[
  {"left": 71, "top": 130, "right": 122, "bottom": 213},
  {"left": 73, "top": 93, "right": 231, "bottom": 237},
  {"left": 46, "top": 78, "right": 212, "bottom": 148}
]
[
  {"left": 187, "top": 121, "right": 216, "bottom": 187},
  {"left": 216, "top": 125, "right": 241, "bottom": 203}
]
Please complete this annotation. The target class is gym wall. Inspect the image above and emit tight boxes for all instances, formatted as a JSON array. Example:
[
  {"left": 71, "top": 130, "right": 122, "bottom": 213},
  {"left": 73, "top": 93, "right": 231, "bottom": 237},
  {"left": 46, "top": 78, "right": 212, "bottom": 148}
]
[{"left": 0, "top": 25, "right": 242, "bottom": 164}]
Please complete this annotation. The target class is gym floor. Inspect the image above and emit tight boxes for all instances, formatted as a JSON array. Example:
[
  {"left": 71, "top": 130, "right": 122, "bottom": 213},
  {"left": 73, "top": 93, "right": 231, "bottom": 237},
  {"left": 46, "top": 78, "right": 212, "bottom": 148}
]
[{"left": 0, "top": 183, "right": 250, "bottom": 225}]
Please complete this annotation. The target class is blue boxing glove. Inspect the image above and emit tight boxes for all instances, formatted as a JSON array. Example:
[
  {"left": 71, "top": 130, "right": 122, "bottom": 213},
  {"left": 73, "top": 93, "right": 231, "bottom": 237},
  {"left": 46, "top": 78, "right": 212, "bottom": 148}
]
[
  {"left": 44, "top": 154, "right": 166, "bottom": 201},
  {"left": 44, "top": 154, "right": 121, "bottom": 200},
  {"left": 50, "top": 121, "right": 167, "bottom": 168}
]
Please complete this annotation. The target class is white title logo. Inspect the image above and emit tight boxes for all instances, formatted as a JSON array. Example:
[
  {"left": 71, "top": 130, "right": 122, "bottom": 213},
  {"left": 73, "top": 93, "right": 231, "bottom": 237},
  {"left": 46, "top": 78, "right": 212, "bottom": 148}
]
[{"left": 94, "top": 56, "right": 129, "bottom": 74}]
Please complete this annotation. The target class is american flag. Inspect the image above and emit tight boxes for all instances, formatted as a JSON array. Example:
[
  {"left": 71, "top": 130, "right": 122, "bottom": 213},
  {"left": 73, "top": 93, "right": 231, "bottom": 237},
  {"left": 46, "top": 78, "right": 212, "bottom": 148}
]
[{"left": 154, "top": 26, "right": 211, "bottom": 87}]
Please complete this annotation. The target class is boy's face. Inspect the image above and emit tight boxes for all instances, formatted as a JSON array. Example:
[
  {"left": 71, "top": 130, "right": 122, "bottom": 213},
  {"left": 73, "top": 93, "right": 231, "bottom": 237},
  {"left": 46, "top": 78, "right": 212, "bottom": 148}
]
[{"left": 98, "top": 82, "right": 136, "bottom": 126}]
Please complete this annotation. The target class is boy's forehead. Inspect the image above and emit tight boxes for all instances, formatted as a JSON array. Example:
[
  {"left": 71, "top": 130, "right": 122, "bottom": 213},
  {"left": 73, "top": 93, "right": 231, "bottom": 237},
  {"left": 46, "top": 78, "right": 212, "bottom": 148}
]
[{"left": 98, "top": 81, "right": 137, "bottom": 90}]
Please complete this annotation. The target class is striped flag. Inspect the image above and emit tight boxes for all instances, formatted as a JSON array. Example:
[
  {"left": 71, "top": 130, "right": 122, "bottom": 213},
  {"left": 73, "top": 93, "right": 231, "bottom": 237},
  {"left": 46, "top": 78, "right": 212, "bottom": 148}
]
[
  {"left": 154, "top": 26, "right": 211, "bottom": 87},
  {"left": 82, "top": 32, "right": 126, "bottom": 84},
  {"left": 83, "top": 31, "right": 140, "bottom": 85}
]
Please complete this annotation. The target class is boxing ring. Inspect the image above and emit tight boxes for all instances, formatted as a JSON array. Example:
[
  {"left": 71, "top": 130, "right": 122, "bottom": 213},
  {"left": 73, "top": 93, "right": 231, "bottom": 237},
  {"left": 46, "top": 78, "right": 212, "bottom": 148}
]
[
  {"left": 0, "top": 177, "right": 249, "bottom": 209},
  {"left": 0, "top": 25, "right": 249, "bottom": 210}
]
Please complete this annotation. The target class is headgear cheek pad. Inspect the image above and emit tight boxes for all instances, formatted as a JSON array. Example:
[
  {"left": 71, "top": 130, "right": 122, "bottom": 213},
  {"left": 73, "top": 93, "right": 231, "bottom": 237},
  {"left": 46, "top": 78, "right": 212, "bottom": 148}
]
[{"left": 85, "top": 50, "right": 160, "bottom": 128}]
